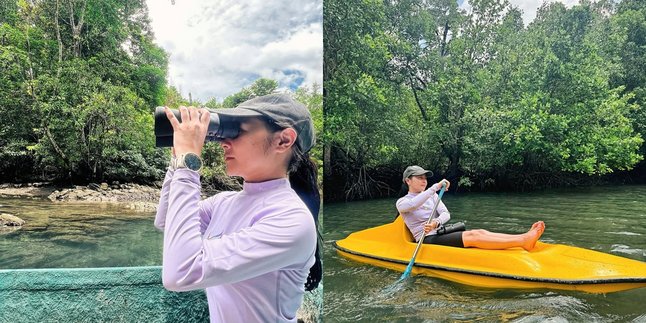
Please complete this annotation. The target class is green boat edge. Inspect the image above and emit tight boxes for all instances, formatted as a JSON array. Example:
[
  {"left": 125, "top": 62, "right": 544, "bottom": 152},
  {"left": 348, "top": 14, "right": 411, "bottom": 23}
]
[{"left": 0, "top": 266, "right": 322, "bottom": 322}]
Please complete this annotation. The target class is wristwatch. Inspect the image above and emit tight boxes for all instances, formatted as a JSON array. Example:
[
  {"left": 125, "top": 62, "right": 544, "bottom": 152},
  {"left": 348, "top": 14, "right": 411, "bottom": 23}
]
[{"left": 172, "top": 152, "right": 203, "bottom": 172}]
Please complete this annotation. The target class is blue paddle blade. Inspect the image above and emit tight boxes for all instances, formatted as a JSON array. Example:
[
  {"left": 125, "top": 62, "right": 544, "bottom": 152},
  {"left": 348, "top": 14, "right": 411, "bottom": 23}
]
[{"left": 400, "top": 263, "right": 413, "bottom": 280}]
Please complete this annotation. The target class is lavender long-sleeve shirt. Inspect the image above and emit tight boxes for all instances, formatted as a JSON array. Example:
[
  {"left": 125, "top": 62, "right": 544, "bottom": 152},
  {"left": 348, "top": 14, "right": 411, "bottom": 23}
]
[
  {"left": 396, "top": 183, "right": 451, "bottom": 241},
  {"left": 155, "top": 169, "right": 316, "bottom": 322}
]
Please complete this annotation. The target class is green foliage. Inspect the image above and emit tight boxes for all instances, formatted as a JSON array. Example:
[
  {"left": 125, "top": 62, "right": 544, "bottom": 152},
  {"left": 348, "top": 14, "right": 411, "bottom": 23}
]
[
  {"left": 0, "top": 0, "right": 168, "bottom": 183},
  {"left": 220, "top": 78, "right": 279, "bottom": 108},
  {"left": 325, "top": 0, "right": 645, "bottom": 199},
  {"left": 295, "top": 83, "right": 324, "bottom": 186},
  {"left": 163, "top": 85, "right": 190, "bottom": 108}
]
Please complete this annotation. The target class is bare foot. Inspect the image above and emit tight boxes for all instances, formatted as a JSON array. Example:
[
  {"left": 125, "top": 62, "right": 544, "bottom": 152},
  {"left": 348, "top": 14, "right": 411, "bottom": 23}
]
[{"left": 523, "top": 221, "right": 545, "bottom": 251}]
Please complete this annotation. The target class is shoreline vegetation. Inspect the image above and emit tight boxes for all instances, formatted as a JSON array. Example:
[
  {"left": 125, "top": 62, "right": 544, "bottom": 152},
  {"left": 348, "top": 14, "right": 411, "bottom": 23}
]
[{"left": 323, "top": 0, "right": 646, "bottom": 202}]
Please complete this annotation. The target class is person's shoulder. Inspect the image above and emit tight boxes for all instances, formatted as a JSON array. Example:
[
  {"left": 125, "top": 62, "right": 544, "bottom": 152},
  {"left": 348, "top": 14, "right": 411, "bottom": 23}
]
[
  {"left": 203, "top": 190, "right": 239, "bottom": 205},
  {"left": 215, "top": 190, "right": 238, "bottom": 199},
  {"left": 259, "top": 189, "right": 312, "bottom": 218},
  {"left": 396, "top": 194, "right": 411, "bottom": 204},
  {"left": 265, "top": 192, "right": 309, "bottom": 214}
]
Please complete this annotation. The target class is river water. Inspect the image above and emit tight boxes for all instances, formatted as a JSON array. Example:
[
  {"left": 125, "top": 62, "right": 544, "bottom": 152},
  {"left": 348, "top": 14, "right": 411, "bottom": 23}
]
[
  {"left": 323, "top": 185, "right": 646, "bottom": 322},
  {"left": 0, "top": 198, "right": 160, "bottom": 269}
]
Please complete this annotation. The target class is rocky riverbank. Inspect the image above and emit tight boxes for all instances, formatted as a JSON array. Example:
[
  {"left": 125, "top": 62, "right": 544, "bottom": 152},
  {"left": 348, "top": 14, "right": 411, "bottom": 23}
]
[
  {"left": 0, "top": 181, "right": 226, "bottom": 213},
  {"left": 0, "top": 182, "right": 162, "bottom": 212}
]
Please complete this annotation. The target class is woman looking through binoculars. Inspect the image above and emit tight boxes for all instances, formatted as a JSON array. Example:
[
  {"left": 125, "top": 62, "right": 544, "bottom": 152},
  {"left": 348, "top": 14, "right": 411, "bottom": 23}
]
[{"left": 154, "top": 94, "right": 321, "bottom": 322}]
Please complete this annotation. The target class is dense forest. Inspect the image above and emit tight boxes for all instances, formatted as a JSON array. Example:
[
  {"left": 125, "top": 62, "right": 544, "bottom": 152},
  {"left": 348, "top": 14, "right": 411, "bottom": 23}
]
[
  {"left": 324, "top": 0, "right": 646, "bottom": 201},
  {"left": 0, "top": 0, "right": 322, "bottom": 189}
]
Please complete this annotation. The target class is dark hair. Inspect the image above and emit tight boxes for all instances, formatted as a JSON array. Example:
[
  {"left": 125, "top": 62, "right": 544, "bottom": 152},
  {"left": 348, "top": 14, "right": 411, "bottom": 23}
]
[{"left": 265, "top": 118, "right": 322, "bottom": 291}]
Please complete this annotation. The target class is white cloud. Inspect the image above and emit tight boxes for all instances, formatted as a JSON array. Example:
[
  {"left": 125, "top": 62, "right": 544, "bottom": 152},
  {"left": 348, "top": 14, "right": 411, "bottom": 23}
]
[
  {"left": 516, "top": 0, "right": 580, "bottom": 25},
  {"left": 146, "top": 0, "right": 322, "bottom": 103},
  {"left": 460, "top": 0, "right": 581, "bottom": 26}
]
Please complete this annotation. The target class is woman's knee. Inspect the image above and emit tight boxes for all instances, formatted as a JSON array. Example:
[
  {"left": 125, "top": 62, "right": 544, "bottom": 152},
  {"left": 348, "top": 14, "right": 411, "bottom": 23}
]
[{"left": 464, "top": 229, "right": 487, "bottom": 239}]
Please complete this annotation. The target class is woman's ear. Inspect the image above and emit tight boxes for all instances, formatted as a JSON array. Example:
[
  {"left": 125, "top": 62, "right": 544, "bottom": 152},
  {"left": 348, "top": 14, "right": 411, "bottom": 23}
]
[{"left": 274, "top": 128, "right": 297, "bottom": 153}]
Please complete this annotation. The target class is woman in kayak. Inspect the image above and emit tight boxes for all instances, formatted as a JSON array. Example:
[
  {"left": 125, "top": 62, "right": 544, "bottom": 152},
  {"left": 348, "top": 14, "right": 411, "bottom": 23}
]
[
  {"left": 154, "top": 94, "right": 321, "bottom": 322},
  {"left": 397, "top": 165, "right": 545, "bottom": 250}
]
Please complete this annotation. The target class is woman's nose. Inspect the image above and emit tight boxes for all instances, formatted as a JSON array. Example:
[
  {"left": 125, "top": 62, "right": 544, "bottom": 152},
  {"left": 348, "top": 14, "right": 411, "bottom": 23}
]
[{"left": 220, "top": 139, "right": 231, "bottom": 150}]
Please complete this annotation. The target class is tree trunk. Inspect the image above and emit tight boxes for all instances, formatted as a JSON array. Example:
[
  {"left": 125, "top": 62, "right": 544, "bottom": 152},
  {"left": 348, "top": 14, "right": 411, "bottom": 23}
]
[
  {"left": 68, "top": 0, "right": 87, "bottom": 57},
  {"left": 440, "top": 21, "right": 450, "bottom": 57},
  {"left": 55, "top": 0, "right": 63, "bottom": 78},
  {"left": 45, "top": 125, "right": 68, "bottom": 164},
  {"left": 410, "top": 79, "right": 428, "bottom": 121},
  {"left": 323, "top": 144, "right": 331, "bottom": 180}
]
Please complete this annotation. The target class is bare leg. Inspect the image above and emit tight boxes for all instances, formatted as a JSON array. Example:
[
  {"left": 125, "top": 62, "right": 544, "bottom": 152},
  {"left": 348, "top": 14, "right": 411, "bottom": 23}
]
[{"left": 462, "top": 221, "right": 545, "bottom": 251}]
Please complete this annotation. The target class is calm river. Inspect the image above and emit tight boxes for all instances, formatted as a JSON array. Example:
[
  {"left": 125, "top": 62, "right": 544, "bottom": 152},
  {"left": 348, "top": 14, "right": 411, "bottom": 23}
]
[
  {"left": 323, "top": 185, "right": 646, "bottom": 322},
  {"left": 0, "top": 198, "right": 160, "bottom": 269}
]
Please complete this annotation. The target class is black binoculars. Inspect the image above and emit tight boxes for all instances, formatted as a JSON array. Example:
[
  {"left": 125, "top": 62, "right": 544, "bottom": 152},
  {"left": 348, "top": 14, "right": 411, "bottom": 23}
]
[{"left": 154, "top": 107, "right": 241, "bottom": 147}]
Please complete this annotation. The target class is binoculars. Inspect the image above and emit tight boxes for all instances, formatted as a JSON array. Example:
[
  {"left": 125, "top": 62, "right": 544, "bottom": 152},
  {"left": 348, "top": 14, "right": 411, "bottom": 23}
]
[{"left": 153, "top": 107, "right": 241, "bottom": 147}]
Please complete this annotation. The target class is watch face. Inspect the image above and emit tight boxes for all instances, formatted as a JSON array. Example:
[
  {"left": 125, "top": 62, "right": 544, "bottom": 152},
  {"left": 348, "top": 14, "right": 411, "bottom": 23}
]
[{"left": 184, "top": 153, "right": 203, "bottom": 171}]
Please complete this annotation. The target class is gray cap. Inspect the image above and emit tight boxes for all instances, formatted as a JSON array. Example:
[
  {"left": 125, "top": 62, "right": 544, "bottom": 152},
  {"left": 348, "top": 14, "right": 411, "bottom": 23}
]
[
  {"left": 402, "top": 165, "right": 432, "bottom": 183},
  {"left": 213, "top": 94, "right": 315, "bottom": 152}
]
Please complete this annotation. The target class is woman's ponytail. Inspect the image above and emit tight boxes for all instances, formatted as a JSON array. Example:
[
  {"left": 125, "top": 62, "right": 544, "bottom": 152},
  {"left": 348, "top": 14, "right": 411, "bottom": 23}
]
[{"left": 288, "top": 146, "right": 322, "bottom": 292}]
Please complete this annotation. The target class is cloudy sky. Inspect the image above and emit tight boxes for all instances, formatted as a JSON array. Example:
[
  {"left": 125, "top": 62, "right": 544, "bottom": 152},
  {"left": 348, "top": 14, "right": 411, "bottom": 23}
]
[
  {"left": 503, "top": 0, "right": 580, "bottom": 25},
  {"left": 146, "top": 0, "right": 577, "bottom": 103},
  {"left": 146, "top": 0, "right": 322, "bottom": 103}
]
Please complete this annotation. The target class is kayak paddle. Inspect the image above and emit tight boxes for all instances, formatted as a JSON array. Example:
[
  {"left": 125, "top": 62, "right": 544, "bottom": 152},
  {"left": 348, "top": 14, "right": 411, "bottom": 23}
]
[{"left": 399, "top": 183, "right": 447, "bottom": 281}]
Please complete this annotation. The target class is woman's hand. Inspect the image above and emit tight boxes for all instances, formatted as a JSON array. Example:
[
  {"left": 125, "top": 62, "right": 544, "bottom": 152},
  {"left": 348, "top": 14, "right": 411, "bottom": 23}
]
[
  {"left": 424, "top": 220, "right": 441, "bottom": 234},
  {"left": 436, "top": 179, "right": 450, "bottom": 191},
  {"left": 164, "top": 106, "right": 210, "bottom": 156}
]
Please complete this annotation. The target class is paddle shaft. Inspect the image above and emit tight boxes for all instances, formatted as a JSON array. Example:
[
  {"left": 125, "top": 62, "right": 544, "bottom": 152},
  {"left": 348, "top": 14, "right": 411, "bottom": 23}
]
[{"left": 400, "top": 184, "right": 447, "bottom": 280}]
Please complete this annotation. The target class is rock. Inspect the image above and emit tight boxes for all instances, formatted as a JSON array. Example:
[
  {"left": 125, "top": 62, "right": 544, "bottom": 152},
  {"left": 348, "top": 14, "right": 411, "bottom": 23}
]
[
  {"left": 0, "top": 184, "right": 9, "bottom": 189},
  {"left": 100, "top": 183, "right": 109, "bottom": 190},
  {"left": 88, "top": 183, "right": 100, "bottom": 190},
  {"left": 124, "top": 202, "right": 158, "bottom": 212},
  {"left": 75, "top": 190, "right": 91, "bottom": 198},
  {"left": 0, "top": 213, "right": 25, "bottom": 227}
]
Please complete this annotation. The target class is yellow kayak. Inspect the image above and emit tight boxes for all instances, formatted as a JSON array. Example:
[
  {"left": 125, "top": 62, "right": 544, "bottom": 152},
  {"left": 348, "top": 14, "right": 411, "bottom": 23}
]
[{"left": 334, "top": 216, "right": 646, "bottom": 293}]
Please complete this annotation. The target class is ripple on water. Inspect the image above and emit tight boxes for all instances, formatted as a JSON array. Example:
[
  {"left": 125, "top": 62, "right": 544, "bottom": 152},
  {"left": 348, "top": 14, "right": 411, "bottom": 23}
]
[
  {"left": 610, "top": 244, "right": 645, "bottom": 256},
  {"left": 633, "top": 313, "right": 646, "bottom": 323},
  {"left": 607, "top": 231, "right": 642, "bottom": 236}
]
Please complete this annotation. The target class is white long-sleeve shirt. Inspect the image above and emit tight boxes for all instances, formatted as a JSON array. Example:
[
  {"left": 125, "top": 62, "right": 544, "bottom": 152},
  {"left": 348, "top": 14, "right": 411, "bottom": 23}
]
[
  {"left": 396, "top": 183, "right": 450, "bottom": 241},
  {"left": 155, "top": 168, "right": 316, "bottom": 322}
]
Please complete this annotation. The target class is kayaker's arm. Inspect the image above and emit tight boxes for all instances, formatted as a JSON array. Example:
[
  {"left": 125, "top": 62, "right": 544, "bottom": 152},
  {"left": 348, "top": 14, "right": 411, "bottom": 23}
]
[
  {"left": 435, "top": 204, "right": 450, "bottom": 226},
  {"left": 396, "top": 182, "right": 444, "bottom": 213}
]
